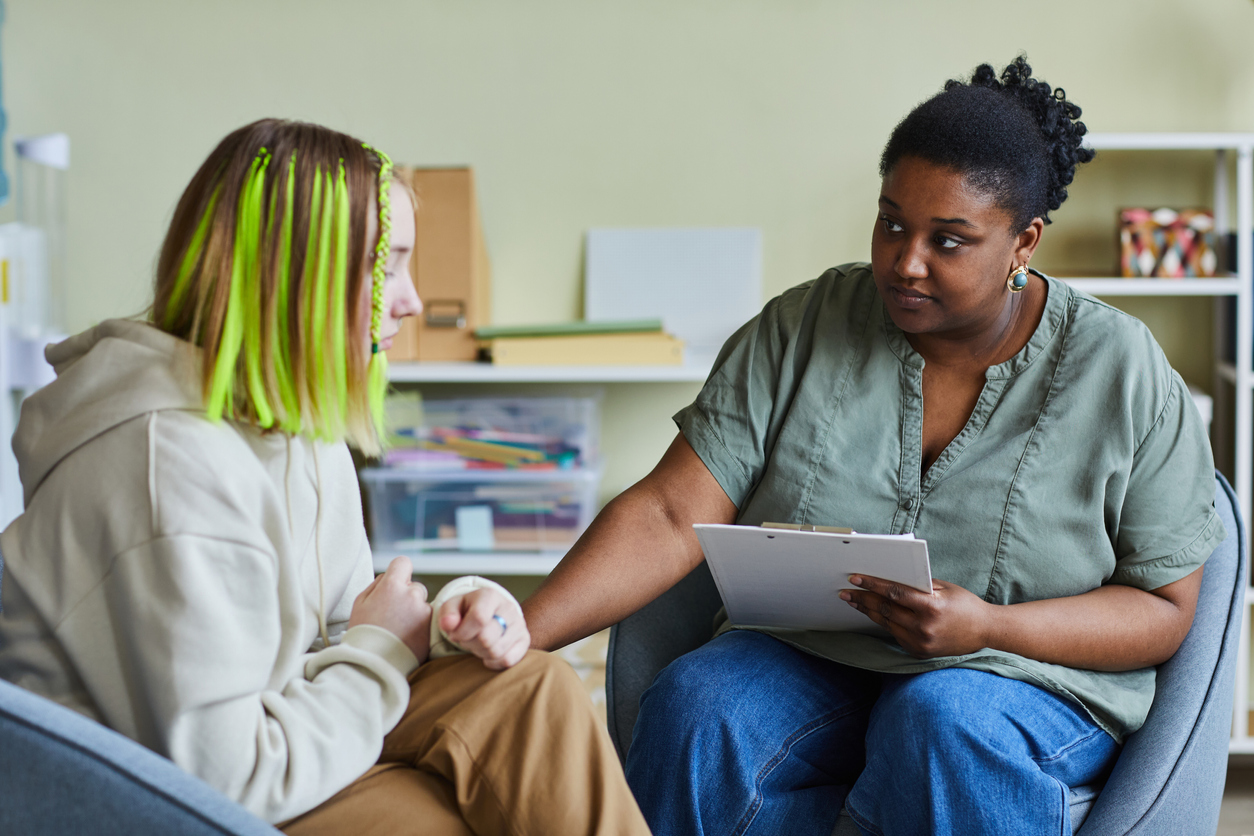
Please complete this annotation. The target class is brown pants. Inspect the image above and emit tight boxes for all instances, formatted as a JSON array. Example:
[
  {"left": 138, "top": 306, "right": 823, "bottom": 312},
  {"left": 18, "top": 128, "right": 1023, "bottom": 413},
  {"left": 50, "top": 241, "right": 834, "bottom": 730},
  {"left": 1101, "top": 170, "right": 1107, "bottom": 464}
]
[{"left": 279, "top": 650, "right": 651, "bottom": 836}]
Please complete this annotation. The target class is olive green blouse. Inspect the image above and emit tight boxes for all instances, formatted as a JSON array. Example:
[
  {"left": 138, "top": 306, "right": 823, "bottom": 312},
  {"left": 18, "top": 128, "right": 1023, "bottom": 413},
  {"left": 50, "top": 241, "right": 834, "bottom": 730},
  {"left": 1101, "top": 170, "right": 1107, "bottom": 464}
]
[{"left": 676, "top": 262, "right": 1225, "bottom": 742}]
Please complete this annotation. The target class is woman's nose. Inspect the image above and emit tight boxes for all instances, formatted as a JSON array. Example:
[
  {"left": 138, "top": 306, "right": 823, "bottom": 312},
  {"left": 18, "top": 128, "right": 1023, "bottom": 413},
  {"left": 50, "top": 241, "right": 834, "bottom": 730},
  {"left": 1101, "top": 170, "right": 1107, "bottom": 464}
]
[{"left": 896, "top": 237, "right": 929, "bottom": 280}]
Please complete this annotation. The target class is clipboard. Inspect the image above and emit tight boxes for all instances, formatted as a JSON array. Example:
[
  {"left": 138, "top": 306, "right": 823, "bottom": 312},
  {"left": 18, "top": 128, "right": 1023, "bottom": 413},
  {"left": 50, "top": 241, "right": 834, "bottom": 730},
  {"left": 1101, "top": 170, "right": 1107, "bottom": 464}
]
[{"left": 693, "top": 523, "right": 933, "bottom": 635}]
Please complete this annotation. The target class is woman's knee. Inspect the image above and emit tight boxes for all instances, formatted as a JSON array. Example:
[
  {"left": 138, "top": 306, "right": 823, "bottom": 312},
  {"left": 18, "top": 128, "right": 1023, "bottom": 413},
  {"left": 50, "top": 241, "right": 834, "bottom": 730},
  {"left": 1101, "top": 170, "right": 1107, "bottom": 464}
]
[
  {"left": 868, "top": 669, "right": 1000, "bottom": 754},
  {"left": 639, "top": 633, "right": 774, "bottom": 721},
  {"left": 867, "top": 669, "right": 1094, "bottom": 772}
]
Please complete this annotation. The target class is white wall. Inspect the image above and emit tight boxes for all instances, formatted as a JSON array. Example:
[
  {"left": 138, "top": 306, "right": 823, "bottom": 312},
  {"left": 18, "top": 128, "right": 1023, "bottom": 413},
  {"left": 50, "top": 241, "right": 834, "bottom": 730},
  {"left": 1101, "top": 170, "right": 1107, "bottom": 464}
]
[{"left": 7, "top": 0, "right": 1254, "bottom": 497}]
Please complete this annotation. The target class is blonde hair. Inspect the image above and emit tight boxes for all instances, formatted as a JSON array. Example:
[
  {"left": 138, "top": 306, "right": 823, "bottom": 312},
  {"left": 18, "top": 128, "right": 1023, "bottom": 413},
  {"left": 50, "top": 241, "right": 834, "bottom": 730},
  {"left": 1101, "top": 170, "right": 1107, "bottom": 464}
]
[{"left": 151, "top": 119, "right": 393, "bottom": 454}]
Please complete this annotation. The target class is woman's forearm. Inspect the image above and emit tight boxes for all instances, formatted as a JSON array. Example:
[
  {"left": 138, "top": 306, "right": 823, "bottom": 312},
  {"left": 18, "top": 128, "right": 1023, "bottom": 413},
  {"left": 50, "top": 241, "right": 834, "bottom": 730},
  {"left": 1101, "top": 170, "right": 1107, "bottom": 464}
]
[
  {"left": 524, "top": 434, "right": 738, "bottom": 651},
  {"left": 846, "top": 567, "right": 1203, "bottom": 671},
  {"left": 981, "top": 570, "right": 1202, "bottom": 671},
  {"left": 524, "top": 486, "right": 699, "bottom": 651}
]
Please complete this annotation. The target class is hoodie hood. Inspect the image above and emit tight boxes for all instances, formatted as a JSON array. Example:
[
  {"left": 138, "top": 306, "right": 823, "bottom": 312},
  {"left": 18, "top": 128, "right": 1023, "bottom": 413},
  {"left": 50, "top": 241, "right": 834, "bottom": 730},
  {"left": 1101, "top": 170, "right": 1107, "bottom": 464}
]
[{"left": 14, "top": 319, "right": 205, "bottom": 506}]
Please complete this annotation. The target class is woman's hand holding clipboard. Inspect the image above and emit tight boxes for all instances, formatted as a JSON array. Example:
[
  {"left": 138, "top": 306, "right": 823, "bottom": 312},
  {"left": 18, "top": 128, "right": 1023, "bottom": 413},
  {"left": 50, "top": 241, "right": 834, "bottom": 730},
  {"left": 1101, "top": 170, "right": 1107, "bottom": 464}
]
[
  {"left": 840, "top": 575, "right": 997, "bottom": 658},
  {"left": 693, "top": 523, "right": 932, "bottom": 637}
]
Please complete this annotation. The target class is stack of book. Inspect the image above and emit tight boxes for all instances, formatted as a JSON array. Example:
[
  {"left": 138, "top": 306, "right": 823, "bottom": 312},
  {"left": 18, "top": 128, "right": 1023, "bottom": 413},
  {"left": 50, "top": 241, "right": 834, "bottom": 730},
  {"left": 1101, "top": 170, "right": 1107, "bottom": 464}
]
[{"left": 474, "top": 319, "right": 684, "bottom": 366}]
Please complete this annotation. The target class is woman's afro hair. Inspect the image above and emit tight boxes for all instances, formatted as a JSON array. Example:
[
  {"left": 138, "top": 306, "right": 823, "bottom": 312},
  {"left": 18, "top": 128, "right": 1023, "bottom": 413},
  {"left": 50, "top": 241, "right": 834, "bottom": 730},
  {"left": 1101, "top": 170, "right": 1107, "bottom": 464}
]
[{"left": 879, "top": 56, "right": 1095, "bottom": 229}]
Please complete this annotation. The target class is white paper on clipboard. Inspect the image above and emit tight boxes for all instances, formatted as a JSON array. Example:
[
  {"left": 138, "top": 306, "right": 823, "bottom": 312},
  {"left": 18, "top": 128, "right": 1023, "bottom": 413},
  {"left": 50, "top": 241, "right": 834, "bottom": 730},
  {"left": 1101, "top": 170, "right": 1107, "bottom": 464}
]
[{"left": 693, "top": 524, "right": 933, "bottom": 635}]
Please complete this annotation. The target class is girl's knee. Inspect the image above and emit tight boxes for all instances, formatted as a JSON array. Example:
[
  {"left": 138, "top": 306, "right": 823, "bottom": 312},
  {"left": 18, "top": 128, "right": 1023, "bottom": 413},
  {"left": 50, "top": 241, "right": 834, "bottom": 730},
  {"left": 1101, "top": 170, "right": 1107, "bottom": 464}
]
[{"left": 513, "top": 648, "right": 585, "bottom": 694}]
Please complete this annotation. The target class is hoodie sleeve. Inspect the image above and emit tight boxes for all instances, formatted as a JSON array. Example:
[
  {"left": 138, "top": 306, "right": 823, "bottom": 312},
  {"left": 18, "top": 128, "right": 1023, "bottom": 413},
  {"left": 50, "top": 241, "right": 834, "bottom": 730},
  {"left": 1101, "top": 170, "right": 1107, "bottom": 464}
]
[
  {"left": 427, "top": 575, "right": 522, "bottom": 659},
  {"left": 74, "top": 534, "right": 417, "bottom": 824}
]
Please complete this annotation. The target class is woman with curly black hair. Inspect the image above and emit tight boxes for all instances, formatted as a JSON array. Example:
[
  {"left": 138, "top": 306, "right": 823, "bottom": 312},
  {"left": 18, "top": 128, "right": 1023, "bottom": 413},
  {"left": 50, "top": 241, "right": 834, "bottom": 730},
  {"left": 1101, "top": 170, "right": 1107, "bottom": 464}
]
[{"left": 525, "top": 57, "right": 1223, "bottom": 834}]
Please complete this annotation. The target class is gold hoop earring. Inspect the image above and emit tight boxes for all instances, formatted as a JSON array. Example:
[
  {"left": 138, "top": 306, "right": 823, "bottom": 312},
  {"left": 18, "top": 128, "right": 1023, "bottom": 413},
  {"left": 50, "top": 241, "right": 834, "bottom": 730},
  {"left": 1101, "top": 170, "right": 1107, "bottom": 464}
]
[{"left": 1007, "top": 265, "right": 1029, "bottom": 293}]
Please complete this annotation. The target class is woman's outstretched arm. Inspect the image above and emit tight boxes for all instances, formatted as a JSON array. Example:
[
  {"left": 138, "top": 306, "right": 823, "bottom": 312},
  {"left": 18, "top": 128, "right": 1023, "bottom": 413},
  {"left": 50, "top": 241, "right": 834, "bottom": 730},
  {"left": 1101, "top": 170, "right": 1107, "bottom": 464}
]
[{"left": 524, "top": 433, "right": 737, "bottom": 652}]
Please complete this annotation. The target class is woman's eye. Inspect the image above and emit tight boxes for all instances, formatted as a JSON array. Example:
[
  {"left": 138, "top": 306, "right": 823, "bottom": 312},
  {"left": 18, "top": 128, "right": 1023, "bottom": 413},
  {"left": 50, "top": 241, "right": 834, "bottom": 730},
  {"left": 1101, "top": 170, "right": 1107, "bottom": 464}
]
[
  {"left": 935, "top": 235, "right": 961, "bottom": 250},
  {"left": 882, "top": 217, "right": 903, "bottom": 234}
]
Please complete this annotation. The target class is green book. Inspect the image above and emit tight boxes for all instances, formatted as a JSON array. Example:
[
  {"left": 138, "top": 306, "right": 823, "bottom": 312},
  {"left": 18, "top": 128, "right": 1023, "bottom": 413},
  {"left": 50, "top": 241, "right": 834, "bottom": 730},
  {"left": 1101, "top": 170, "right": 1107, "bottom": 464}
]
[{"left": 474, "top": 318, "right": 664, "bottom": 340}]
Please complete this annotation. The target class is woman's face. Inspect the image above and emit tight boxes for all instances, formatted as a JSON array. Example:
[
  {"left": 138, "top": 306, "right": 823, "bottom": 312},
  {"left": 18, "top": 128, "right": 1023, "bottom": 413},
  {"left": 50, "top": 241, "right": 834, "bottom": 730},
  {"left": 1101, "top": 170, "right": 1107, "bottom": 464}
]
[
  {"left": 362, "top": 182, "right": 421, "bottom": 352},
  {"left": 870, "top": 156, "right": 1040, "bottom": 341}
]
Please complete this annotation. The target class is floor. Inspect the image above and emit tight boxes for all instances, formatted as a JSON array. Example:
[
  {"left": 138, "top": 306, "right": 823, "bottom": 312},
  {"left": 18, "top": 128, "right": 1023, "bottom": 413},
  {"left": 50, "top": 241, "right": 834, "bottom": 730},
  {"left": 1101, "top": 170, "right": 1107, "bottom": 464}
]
[
  {"left": 1222, "top": 767, "right": 1254, "bottom": 835},
  {"left": 554, "top": 627, "right": 610, "bottom": 724}
]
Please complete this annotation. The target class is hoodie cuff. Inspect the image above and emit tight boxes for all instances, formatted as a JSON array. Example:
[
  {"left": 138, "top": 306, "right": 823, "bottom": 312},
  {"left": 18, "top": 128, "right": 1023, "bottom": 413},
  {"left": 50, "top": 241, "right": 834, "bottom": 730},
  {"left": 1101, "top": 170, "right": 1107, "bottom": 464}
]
[
  {"left": 338, "top": 624, "right": 420, "bottom": 676},
  {"left": 429, "top": 576, "right": 521, "bottom": 659}
]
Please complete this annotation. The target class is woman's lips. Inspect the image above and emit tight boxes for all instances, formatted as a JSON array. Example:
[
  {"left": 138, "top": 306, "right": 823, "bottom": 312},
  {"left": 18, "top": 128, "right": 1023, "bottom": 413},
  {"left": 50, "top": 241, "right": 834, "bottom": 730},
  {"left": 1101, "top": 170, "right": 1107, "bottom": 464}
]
[{"left": 890, "top": 286, "right": 933, "bottom": 310}]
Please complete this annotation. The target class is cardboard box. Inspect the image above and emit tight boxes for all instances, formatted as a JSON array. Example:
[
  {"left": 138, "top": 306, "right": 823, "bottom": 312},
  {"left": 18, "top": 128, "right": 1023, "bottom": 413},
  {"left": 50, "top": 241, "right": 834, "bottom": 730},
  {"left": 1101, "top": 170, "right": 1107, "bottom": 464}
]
[{"left": 387, "top": 167, "right": 491, "bottom": 361}]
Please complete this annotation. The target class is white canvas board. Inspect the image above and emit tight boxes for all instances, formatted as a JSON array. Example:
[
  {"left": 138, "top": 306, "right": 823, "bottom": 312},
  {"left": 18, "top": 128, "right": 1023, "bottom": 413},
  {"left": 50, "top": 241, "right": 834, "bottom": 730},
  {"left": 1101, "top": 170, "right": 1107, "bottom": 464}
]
[
  {"left": 693, "top": 524, "right": 932, "bottom": 635},
  {"left": 584, "top": 228, "right": 762, "bottom": 363}
]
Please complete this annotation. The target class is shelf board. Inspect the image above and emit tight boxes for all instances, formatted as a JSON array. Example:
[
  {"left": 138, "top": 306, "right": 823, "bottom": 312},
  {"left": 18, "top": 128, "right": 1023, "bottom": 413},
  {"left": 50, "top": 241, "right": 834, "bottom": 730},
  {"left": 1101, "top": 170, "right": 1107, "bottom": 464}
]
[
  {"left": 1060, "top": 277, "right": 1241, "bottom": 296},
  {"left": 1232, "top": 736, "right": 1254, "bottom": 755},
  {"left": 375, "top": 551, "right": 564, "bottom": 576},
  {"left": 1085, "top": 132, "right": 1254, "bottom": 151},
  {"left": 387, "top": 361, "right": 713, "bottom": 383}
]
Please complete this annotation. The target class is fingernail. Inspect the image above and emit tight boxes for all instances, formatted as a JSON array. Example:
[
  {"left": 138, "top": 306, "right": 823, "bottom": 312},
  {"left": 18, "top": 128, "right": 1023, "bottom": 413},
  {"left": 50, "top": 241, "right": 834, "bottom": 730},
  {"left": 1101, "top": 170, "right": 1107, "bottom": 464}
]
[
  {"left": 846, "top": 600, "right": 857, "bottom": 608},
  {"left": 849, "top": 576, "right": 863, "bottom": 586},
  {"left": 839, "top": 591, "right": 851, "bottom": 601}
]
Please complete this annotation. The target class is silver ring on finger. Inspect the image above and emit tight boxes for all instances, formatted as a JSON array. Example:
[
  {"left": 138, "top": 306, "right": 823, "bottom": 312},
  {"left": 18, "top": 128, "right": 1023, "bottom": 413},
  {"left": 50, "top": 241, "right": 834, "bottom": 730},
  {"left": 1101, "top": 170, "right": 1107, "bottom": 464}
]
[{"left": 492, "top": 613, "right": 508, "bottom": 635}]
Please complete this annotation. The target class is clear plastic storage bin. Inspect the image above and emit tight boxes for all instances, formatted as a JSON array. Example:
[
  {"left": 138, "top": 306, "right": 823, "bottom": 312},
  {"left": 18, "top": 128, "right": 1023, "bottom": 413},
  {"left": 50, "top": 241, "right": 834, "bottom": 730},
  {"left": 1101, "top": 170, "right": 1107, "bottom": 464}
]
[
  {"left": 385, "top": 395, "right": 600, "bottom": 470},
  {"left": 360, "top": 466, "right": 601, "bottom": 555}
]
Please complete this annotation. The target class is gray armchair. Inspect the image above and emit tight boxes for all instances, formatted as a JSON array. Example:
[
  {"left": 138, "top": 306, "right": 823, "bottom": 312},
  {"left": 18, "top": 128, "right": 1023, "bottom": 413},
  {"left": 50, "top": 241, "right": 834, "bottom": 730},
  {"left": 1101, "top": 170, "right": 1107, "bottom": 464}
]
[
  {"left": 0, "top": 676, "right": 279, "bottom": 835},
  {"left": 0, "top": 561, "right": 280, "bottom": 833},
  {"left": 606, "top": 472, "right": 1248, "bottom": 835}
]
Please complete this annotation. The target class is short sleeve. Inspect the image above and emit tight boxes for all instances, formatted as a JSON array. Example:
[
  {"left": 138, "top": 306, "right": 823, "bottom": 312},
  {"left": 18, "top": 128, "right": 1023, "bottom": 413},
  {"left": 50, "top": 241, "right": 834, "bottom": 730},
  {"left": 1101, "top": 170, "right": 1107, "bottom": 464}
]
[
  {"left": 1110, "top": 371, "right": 1225, "bottom": 589},
  {"left": 674, "top": 292, "right": 798, "bottom": 509}
]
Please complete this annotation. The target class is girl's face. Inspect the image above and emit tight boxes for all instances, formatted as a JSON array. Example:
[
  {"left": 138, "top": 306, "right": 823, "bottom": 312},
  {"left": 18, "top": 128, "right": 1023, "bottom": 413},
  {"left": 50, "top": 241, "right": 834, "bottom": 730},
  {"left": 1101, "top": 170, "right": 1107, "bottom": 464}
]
[
  {"left": 362, "top": 182, "right": 422, "bottom": 351},
  {"left": 870, "top": 156, "right": 1041, "bottom": 341}
]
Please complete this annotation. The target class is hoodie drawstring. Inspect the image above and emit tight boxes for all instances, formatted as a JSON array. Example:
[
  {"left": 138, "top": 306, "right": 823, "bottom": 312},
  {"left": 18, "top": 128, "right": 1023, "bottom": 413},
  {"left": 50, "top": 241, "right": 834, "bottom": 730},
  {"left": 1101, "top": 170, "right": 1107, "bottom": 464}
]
[
  {"left": 311, "top": 443, "right": 330, "bottom": 650},
  {"left": 286, "top": 435, "right": 330, "bottom": 650}
]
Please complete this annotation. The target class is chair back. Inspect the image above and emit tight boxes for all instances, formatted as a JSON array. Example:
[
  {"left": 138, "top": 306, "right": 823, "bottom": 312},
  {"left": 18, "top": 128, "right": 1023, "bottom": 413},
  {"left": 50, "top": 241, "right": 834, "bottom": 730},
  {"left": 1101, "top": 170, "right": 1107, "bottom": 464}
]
[
  {"left": 606, "top": 557, "right": 722, "bottom": 761},
  {"left": 0, "top": 674, "right": 279, "bottom": 834},
  {"left": 1077, "top": 472, "right": 1246, "bottom": 835}
]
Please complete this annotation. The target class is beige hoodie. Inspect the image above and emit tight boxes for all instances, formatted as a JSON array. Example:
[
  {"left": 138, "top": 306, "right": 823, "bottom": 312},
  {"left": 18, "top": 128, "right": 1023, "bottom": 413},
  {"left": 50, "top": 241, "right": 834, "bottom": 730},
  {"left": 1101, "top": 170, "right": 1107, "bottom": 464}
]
[{"left": 0, "top": 320, "right": 513, "bottom": 823}]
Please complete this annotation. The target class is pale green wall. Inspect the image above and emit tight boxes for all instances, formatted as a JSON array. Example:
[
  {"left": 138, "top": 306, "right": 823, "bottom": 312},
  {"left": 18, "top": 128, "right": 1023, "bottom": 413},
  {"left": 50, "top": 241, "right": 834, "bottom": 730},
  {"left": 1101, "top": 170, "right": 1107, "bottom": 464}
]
[{"left": 7, "top": 0, "right": 1254, "bottom": 501}]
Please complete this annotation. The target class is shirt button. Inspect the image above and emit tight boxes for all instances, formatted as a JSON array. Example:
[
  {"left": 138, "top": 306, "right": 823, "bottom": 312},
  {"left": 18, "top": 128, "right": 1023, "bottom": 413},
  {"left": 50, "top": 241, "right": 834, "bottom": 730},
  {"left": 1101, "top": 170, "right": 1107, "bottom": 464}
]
[{"left": 902, "top": 498, "right": 914, "bottom": 510}]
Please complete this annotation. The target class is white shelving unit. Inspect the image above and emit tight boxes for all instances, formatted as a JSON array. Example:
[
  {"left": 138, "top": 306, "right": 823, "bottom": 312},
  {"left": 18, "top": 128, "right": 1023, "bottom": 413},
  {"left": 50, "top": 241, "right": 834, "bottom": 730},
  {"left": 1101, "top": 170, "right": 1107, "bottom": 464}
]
[
  {"left": 378, "top": 361, "right": 714, "bottom": 576},
  {"left": 387, "top": 361, "right": 713, "bottom": 384},
  {"left": 375, "top": 551, "right": 563, "bottom": 576},
  {"left": 1061, "top": 277, "right": 1241, "bottom": 296},
  {"left": 1078, "top": 133, "right": 1254, "bottom": 754}
]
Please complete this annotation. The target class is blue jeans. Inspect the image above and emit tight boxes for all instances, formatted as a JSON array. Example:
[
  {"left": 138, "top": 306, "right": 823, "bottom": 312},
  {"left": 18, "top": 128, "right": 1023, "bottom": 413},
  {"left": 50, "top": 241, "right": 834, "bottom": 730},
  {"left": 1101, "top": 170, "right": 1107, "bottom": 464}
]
[{"left": 625, "top": 630, "right": 1119, "bottom": 836}]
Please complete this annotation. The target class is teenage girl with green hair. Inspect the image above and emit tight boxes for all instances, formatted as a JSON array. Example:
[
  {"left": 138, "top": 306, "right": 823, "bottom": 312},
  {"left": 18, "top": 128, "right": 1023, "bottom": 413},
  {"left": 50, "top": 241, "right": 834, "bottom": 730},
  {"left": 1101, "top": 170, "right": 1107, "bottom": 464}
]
[{"left": 0, "top": 119, "right": 649, "bottom": 834}]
